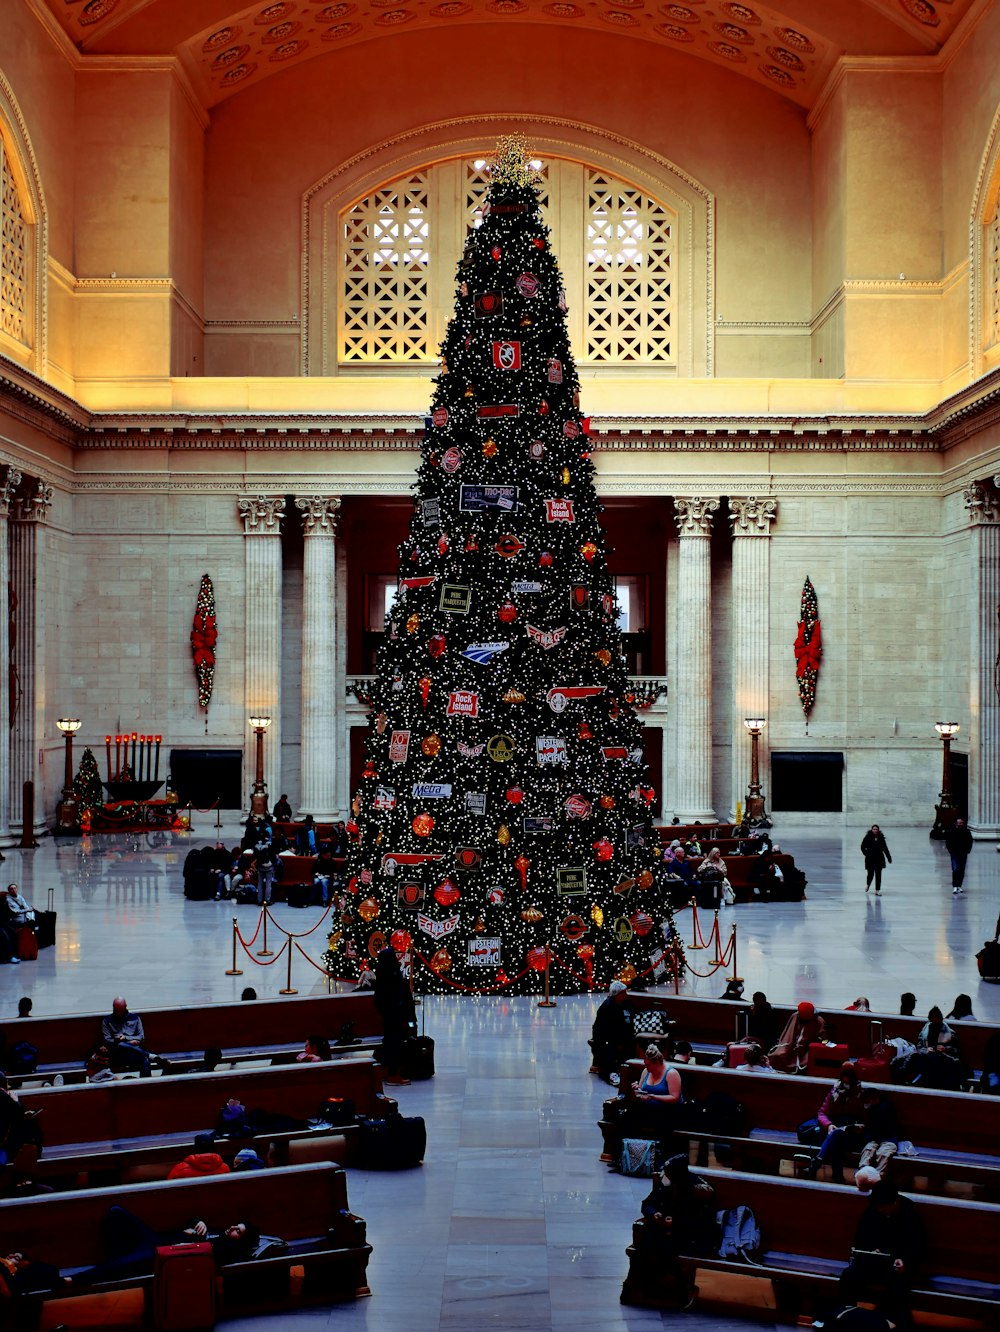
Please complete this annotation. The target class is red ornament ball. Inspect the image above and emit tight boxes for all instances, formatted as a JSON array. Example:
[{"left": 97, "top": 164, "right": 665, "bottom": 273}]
[
  {"left": 506, "top": 786, "right": 525, "bottom": 804},
  {"left": 498, "top": 600, "right": 517, "bottom": 624},
  {"left": 528, "top": 945, "right": 552, "bottom": 972},
  {"left": 532, "top": 237, "right": 545, "bottom": 249},
  {"left": 390, "top": 929, "right": 412, "bottom": 954},
  {"left": 630, "top": 911, "right": 654, "bottom": 937},
  {"left": 491, "top": 245, "right": 502, "bottom": 260},
  {"left": 593, "top": 838, "right": 614, "bottom": 862},
  {"left": 412, "top": 812, "right": 435, "bottom": 838},
  {"left": 428, "top": 633, "right": 446, "bottom": 658},
  {"left": 434, "top": 879, "right": 460, "bottom": 907},
  {"left": 539, "top": 551, "right": 554, "bottom": 568}
]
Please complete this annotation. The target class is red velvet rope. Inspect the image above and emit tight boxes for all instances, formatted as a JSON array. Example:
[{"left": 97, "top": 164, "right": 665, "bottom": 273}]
[
  {"left": 293, "top": 939, "right": 336, "bottom": 975},
  {"left": 187, "top": 799, "right": 221, "bottom": 813},
  {"left": 234, "top": 911, "right": 264, "bottom": 950},
  {"left": 259, "top": 903, "right": 334, "bottom": 940},
  {"left": 236, "top": 934, "right": 289, "bottom": 967}
]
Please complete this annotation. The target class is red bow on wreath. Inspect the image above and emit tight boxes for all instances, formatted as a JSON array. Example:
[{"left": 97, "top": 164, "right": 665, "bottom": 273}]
[
  {"left": 190, "top": 614, "right": 217, "bottom": 668},
  {"left": 794, "top": 619, "right": 822, "bottom": 677}
]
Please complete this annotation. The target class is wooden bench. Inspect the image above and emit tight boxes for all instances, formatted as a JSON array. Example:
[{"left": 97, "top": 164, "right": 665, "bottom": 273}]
[
  {"left": 601, "top": 1063, "right": 1000, "bottom": 1195},
  {"left": 4, "top": 991, "right": 383, "bottom": 1087},
  {"left": 621, "top": 1167, "right": 1000, "bottom": 1324},
  {"left": 0, "top": 1162, "right": 370, "bottom": 1325},
  {"left": 624, "top": 993, "right": 998, "bottom": 1076},
  {"left": 18, "top": 1059, "right": 387, "bottom": 1182},
  {"left": 656, "top": 825, "right": 736, "bottom": 842}
]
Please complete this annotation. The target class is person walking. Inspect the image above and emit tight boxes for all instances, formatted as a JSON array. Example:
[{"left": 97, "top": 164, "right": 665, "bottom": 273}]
[
  {"left": 944, "top": 817, "right": 973, "bottom": 894},
  {"left": 860, "top": 825, "right": 892, "bottom": 895}
]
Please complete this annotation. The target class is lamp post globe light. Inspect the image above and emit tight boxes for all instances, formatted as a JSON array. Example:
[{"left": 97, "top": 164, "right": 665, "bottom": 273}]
[
  {"left": 930, "top": 721, "right": 960, "bottom": 840},
  {"left": 54, "top": 717, "right": 82, "bottom": 836},
  {"left": 743, "top": 717, "right": 771, "bottom": 827},
  {"left": 249, "top": 715, "right": 272, "bottom": 817}
]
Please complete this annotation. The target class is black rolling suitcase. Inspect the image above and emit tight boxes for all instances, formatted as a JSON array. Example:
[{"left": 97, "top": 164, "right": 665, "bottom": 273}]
[
  {"left": 34, "top": 909, "right": 56, "bottom": 950},
  {"left": 401, "top": 1035, "right": 435, "bottom": 1081},
  {"left": 357, "top": 1114, "right": 426, "bottom": 1169},
  {"left": 978, "top": 914, "right": 1000, "bottom": 982}
]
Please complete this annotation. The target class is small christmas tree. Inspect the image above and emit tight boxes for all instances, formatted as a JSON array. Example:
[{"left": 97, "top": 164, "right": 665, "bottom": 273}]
[
  {"left": 191, "top": 574, "right": 218, "bottom": 711},
  {"left": 338, "top": 137, "right": 682, "bottom": 995},
  {"left": 73, "top": 747, "right": 104, "bottom": 813}
]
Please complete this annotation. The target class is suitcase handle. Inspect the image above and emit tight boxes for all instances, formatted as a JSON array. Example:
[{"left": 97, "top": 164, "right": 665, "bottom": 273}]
[
  {"left": 47, "top": 886, "right": 54, "bottom": 911},
  {"left": 870, "top": 1019, "right": 883, "bottom": 1050}
]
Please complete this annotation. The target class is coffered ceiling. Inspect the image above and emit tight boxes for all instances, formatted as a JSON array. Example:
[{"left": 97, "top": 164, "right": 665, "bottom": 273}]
[{"left": 44, "top": 0, "right": 981, "bottom": 109}]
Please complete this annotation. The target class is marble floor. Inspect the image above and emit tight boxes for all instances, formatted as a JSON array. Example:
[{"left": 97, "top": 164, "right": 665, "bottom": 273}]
[{"left": 1, "top": 820, "right": 997, "bottom": 1331}]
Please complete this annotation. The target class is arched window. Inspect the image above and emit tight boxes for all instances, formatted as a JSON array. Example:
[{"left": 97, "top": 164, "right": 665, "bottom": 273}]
[
  {"left": 336, "top": 157, "right": 676, "bottom": 371},
  {"left": 0, "top": 131, "right": 33, "bottom": 358}
]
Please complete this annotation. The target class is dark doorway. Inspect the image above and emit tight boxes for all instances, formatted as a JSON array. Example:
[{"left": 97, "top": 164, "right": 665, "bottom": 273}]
[
  {"left": 170, "top": 749, "right": 243, "bottom": 810},
  {"left": 771, "top": 752, "right": 844, "bottom": 813}
]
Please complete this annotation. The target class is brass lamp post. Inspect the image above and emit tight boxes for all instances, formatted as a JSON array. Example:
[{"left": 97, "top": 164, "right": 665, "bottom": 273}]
[
  {"left": 54, "top": 717, "right": 82, "bottom": 835},
  {"left": 249, "top": 715, "right": 272, "bottom": 816},
  {"left": 930, "top": 721, "right": 960, "bottom": 839},
  {"left": 743, "top": 717, "right": 771, "bottom": 827}
]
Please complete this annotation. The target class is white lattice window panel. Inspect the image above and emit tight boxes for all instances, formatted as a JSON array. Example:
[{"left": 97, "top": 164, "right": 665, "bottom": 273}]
[
  {"left": 584, "top": 171, "right": 673, "bottom": 365},
  {"left": 0, "top": 137, "right": 29, "bottom": 349},
  {"left": 340, "top": 174, "right": 431, "bottom": 362},
  {"left": 989, "top": 210, "right": 1000, "bottom": 351}
]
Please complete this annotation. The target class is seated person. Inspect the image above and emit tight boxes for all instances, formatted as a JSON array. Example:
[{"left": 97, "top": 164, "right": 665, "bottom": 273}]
[
  {"left": 314, "top": 844, "right": 338, "bottom": 906},
  {"left": 745, "top": 991, "right": 779, "bottom": 1050},
  {"left": 590, "top": 981, "right": 633, "bottom": 1084},
  {"left": 272, "top": 794, "right": 293, "bottom": 823},
  {"left": 86, "top": 1044, "right": 115, "bottom": 1083},
  {"left": 664, "top": 847, "right": 696, "bottom": 902},
  {"left": 805, "top": 1062, "right": 866, "bottom": 1183},
  {"left": 671, "top": 1040, "right": 694, "bottom": 1065},
  {"left": 946, "top": 993, "right": 976, "bottom": 1022},
  {"left": 167, "top": 1135, "right": 231, "bottom": 1180},
  {"left": 696, "top": 849, "right": 727, "bottom": 909},
  {"left": 836, "top": 1182, "right": 922, "bottom": 1330},
  {"left": 846, "top": 997, "right": 871, "bottom": 1011},
  {"left": 621, "top": 1044, "right": 683, "bottom": 1141},
  {"left": 981, "top": 1030, "right": 1000, "bottom": 1094},
  {"left": 0, "top": 1074, "right": 42, "bottom": 1164},
  {"left": 101, "top": 996, "right": 152, "bottom": 1077},
  {"left": 635, "top": 1153, "right": 716, "bottom": 1309},
  {"left": 768, "top": 1001, "right": 827, "bottom": 1074},
  {"left": 915, "top": 1006, "right": 954, "bottom": 1051},
  {"left": 749, "top": 849, "right": 783, "bottom": 899},
  {"left": 296, "top": 815, "right": 318, "bottom": 855},
  {"left": 734, "top": 1042, "right": 775, "bottom": 1073},
  {"left": 69, "top": 1205, "right": 259, "bottom": 1287},
  {"left": 296, "top": 1034, "right": 331, "bottom": 1062},
  {"left": 3, "top": 885, "right": 35, "bottom": 930}
]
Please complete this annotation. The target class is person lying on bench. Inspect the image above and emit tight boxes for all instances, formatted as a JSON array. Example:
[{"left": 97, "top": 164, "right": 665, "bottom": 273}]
[
  {"left": 835, "top": 1182, "right": 923, "bottom": 1331},
  {"left": 0, "top": 1250, "right": 68, "bottom": 1296},
  {"left": 68, "top": 1205, "right": 261, "bottom": 1287}
]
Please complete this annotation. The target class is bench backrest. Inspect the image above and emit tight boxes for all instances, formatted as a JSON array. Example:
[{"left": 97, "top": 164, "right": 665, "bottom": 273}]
[
  {"left": 0, "top": 1163, "right": 348, "bottom": 1268},
  {"left": 621, "top": 1061, "right": 1000, "bottom": 1155},
  {"left": 18, "top": 1058, "right": 383, "bottom": 1147},
  {"left": 693, "top": 1168, "right": 1000, "bottom": 1284},
  {"left": 2, "top": 991, "right": 381, "bottom": 1066},
  {"left": 625, "top": 993, "right": 997, "bottom": 1070}
]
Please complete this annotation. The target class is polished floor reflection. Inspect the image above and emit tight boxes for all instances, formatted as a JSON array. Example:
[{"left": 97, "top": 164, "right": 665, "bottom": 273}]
[{"left": 1, "top": 821, "right": 997, "bottom": 1330}]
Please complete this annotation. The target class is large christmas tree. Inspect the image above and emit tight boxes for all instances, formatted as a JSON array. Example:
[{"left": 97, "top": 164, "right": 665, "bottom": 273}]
[{"left": 335, "top": 138, "right": 681, "bottom": 995}]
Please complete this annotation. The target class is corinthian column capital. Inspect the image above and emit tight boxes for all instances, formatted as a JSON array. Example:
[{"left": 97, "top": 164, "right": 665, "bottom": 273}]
[
  {"left": 238, "top": 495, "right": 285, "bottom": 534},
  {"left": 729, "top": 495, "right": 777, "bottom": 536},
  {"left": 296, "top": 495, "right": 342, "bottom": 536},
  {"left": 13, "top": 479, "right": 53, "bottom": 523},
  {"left": 969, "top": 482, "right": 1000, "bottom": 524},
  {"left": 674, "top": 496, "right": 718, "bottom": 536},
  {"left": 0, "top": 466, "right": 23, "bottom": 514}
]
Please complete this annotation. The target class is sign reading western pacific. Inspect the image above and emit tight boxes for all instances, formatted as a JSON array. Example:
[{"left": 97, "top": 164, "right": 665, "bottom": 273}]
[
  {"left": 418, "top": 913, "right": 461, "bottom": 940},
  {"left": 459, "top": 484, "right": 520, "bottom": 514},
  {"left": 526, "top": 624, "right": 568, "bottom": 650},
  {"left": 446, "top": 690, "right": 480, "bottom": 718},
  {"left": 411, "top": 783, "right": 453, "bottom": 799},
  {"left": 467, "top": 938, "right": 501, "bottom": 966},
  {"left": 536, "top": 736, "right": 568, "bottom": 765},
  {"left": 461, "top": 642, "right": 509, "bottom": 665},
  {"left": 492, "top": 340, "right": 521, "bottom": 370},
  {"left": 546, "top": 685, "right": 608, "bottom": 713}
]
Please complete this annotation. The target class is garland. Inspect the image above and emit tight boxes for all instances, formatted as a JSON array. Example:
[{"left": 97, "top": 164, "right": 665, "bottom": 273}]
[
  {"left": 191, "top": 574, "right": 217, "bottom": 711},
  {"left": 794, "top": 576, "right": 822, "bottom": 717}
]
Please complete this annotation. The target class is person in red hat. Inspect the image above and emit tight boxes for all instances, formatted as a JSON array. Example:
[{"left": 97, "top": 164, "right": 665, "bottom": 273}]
[{"left": 768, "top": 1001, "right": 827, "bottom": 1074}]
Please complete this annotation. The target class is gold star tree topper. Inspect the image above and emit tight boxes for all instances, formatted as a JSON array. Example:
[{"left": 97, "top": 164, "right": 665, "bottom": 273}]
[{"left": 489, "top": 134, "right": 542, "bottom": 187}]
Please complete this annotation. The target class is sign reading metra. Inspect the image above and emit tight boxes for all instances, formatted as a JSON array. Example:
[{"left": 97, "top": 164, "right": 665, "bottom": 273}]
[
  {"left": 446, "top": 691, "right": 480, "bottom": 718},
  {"left": 440, "top": 584, "right": 472, "bottom": 614},
  {"left": 492, "top": 341, "right": 521, "bottom": 371},
  {"left": 460, "top": 484, "right": 519, "bottom": 514},
  {"left": 373, "top": 786, "right": 396, "bottom": 811},
  {"left": 462, "top": 642, "right": 509, "bottom": 665},
  {"left": 526, "top": 624, "right": 567, "bottom": 650},
  {"left": 468, "top": 938, "right": 502, "bottom": 966},
  {"left": 512, "top": 580, "right": 542, "bottom": 594},
  {"left": 418, "top": 913, "right": 460, "bottom": 940},
  {"left": 557, "top": 866, "right": 587, "bottom": 896},
  {"left": 412, "top": 783, "right": 453, "bottom": 799},
  {"left": 545, "top": 498, "right": 575, "bottom": 523},
  {"left": 536, "top": 736, "right": 568, "bottom": 765},
  {"left": 389, "top": 731, "right": 410, "bottom": 763}
]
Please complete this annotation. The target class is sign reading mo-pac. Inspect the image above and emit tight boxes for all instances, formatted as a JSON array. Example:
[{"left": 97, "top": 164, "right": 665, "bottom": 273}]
[{"left": 460, "top": 484, "right": 520, "bottom": 515}]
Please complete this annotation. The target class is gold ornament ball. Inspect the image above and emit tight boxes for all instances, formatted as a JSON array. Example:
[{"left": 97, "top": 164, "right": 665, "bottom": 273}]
[
  {"left": 422, "top": 733, "right": 442, "bottom": 757},
  {"left": 483, "top": 438, "right": 498, "bottom": 458},
  {"left": 406, "top": 613, "right": 420, "bottom": 634},
  {"left": 619, "top": 964, "right": 638, "bottom": 985},
  {"left": 591, "top": 904, "right": 604, "bottom": 927},
  {"left": 358, "top": 897, "right": 379, "bottom": 923},
  {"left": 498, "top": 824, "right": 511, "bottom": 846}
]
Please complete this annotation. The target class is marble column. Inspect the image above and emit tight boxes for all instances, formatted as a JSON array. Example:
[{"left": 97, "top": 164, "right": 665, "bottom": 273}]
[
  {"left": 967, "top": 483, "right": 1000, "bottom": 837},
  {"left": 672, "top": 497, "right": 718, "bottom": 821},
  {"left": 295, "top": 495, "right": 341, "bottom": 820},
  {"left": 729, "top": 496, "right": 778, "bottom": 821},
  {"left": 239, "top": 496, "right": 285, "bottom": 812},
  {"left": 0, "top": 465, "right": 22, "bottom": 845},
  {"left": 10, "top": 479, "right": 53, "bottom": 834}
]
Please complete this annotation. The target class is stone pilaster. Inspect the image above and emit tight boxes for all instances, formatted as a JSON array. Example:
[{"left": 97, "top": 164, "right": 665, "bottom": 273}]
[
  {"left": 967, "top": 483, "right": 1000, "bottom": 836},
  {"left": 0, "top": 465, "right": 23, "bottom": 845},
  {"left": 672, "top": 497, "right": 718, "bottom": 820},
  {"left": 296, "top": 496, "right": 341, "bottom": 820},
  {"left": 239, "top": 496, "right": 285, "bottom": 811},
  {"left": 10, "top": 480, "right": 53, "bottom": 834},
  {"left": 729, "top": 497, "right": 777, "bottom": 820}
]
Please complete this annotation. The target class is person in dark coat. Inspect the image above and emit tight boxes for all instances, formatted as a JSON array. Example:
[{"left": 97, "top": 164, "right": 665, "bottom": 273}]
[
  {"left": 860, "top": 826, "right": 892, "bottom": 895},
  {"left": 944, "top": 818, "right": 973, "bottom": 893},
  {"left": 590, "top": 981, "right": 633, "bottom": 1084},
  {"left": 836, "top": 1182, "right": 922, "bottom": 1329},
  {"left": 633, "top": 1154, "right": 716, "bottom": 1309},
  {"left": 374, "top": 947, "right": 416, "bottom": 1086}
]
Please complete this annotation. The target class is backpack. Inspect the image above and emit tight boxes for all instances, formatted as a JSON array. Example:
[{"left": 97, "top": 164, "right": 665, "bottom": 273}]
[
  {"left": 618, "top": 1137, "right": 661, "bottom": 1178},
  {"left": 716, "top": 1204, "right": 762, "bottom": 1262},
  {"left": 699, "top": 1091, "right": 748, "bottom": 1138},
  {"left": 5, "top": 1041, "right": 38, "bottom": 1076}
]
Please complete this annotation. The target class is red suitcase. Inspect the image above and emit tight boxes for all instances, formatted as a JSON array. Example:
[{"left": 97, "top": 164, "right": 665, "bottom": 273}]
[
  {"left": 153, "top": 1242, "right": 216, "bottom": 1330},
  {"left": 16, "top": 926, "right": 38, "bottom": 961},
  {"left": 806, "top": 1041, "right": 850, "bottom": 1078},
  {"left": 727, "top": 1042, "right": 753, "bottom": 1068}
]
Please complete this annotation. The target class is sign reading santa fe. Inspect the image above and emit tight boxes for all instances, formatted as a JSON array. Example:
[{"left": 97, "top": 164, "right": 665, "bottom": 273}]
[{"left": 446, "top": 690, "right": 480, "bottom": 718}]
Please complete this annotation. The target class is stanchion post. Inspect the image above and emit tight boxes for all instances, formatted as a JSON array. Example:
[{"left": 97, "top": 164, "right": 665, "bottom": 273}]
[
  {"left": 225, "top": 916, "right": 243, "bottom": 976},
  {"left": 214, "top": 799, "right": 222, "bottom": 833},
  {"left": 711, "top": 910, "right": 724, "bottom": 965},
  {"left": 728, "top": 924, "right": 739, "bottom": 983},
  {"left": 280, "top": 939, "right": 298, "bottom": 995},
  {"left": 187, "top": 801, "right": 195, "bottom": 834},
  {"left": 673, "top": 943, "right": 680, "bottom": 994},
  {"left": 538, "top": 954, "right": 557, "bottom": 1008},
  {"left": 257, "top": 905, "right": 273, "bottom": 958},
  {"left": 688, "top": 898, "right": 705, "bottom": 949}
]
